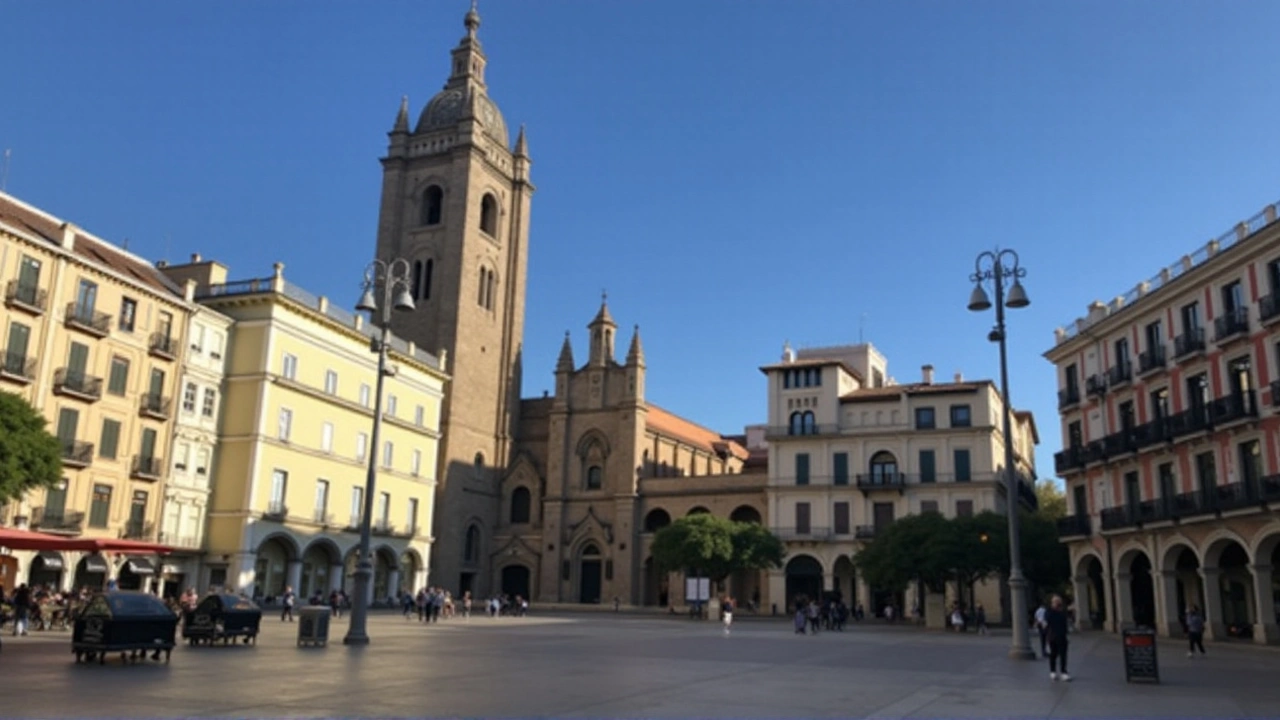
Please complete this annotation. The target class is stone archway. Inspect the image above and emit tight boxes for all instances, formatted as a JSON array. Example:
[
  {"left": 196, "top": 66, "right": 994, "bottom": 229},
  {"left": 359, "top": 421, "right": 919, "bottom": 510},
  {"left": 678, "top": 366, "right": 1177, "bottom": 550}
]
[
  {"left": 1118, "top": 547, "right": 1155, "bottom": 629},
  {"left": 73, "top": 554, "right": 109, "bottom": 591},
  {"left": 1073, "top": 554, "right": 1107, "bottom": 630},
  {"left": 374, "top": 546, "right": 399, "bottom": 604},
  {"left": 1205, "top": 536, "right": 1254, "bottom": 639},
  {"left": 254, "top": 534, "right": 299, "bottom": 600},
  {"left": 400, "top": 550, "right": 423, "bottom": 595},
  {"left": 1158, "top": 543, "right": 1202, "bottom": 638},
  {"left": 784, "top": 555, "right": 823, "bottom": 612},
  {"left": 500, "top": 564, "right": 531, "bottom": 600},
  {"left": 1255, "top": 529, "right": 1280, "bottom": 642},
  {"left": 578, "top": 543, "right": 603, "bottom": 604},
  {"left": 730, "top": 506, "right": 762, "bottom": 524},
  {"left": 833, "top": 555, "right": 856, "bottom": 604},
  {"left": 642, "top": 556, "right": 667, "bottom": 607},
  {"left": 28, "top": 551, "right": 65, "bottom": 589},
  {"left": 643, "top": 508, "right": 671, "bottom": 533},
  {"left": 300, "top": 539, "right": 342, "bottom": 600}
]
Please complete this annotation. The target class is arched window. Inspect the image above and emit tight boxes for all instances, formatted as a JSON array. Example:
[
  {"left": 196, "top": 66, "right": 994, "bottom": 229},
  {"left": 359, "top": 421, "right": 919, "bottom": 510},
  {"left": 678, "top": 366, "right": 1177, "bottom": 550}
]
[
  {"left": 510, "top": 487, "right": 531, "bottom": 524},
  {"left": 869, "top": 451, "right": 898, "bottom": 485},
  {"left": 412, "top": 260, "right": 423, "bottom": 299},
  {"left": 643, "top": 508, "right": 671, "bottom": 533},
  {"left": 788, "top": 412, "right": 803, "bottom": 435},
  {"left": 464, "top": 524, "right": 481, "bottom": 564},
  {"left": 422, "top": 185, "right": 444, "bottom": 226},
  {"left": 478, "top": 268, "right": 487, "bottom": 307},
  {"left": 586, "top": 465, "right": 603, "bottom": 490},
  {"left": 422, "top": 259, "right": 433, "bottom": 300},
  {"left": 687, "top": 506, "right": 710, "bottom": 516},
  {"left": 802, "top": 411, "right": 816, "bottom": 434},
  {"left": 480, "top": 193, "right": 498, "bottom": 235}
]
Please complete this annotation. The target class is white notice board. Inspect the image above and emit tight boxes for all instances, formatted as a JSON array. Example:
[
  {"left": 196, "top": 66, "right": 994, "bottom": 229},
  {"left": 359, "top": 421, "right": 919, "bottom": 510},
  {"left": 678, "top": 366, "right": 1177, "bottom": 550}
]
[{"left": 685, "top": 576, "right": 710, "bottom": 602}]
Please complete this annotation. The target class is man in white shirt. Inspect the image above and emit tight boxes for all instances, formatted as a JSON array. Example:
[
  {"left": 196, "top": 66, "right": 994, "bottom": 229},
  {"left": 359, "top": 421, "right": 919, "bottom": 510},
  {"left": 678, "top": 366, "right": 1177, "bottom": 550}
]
[{"left": 1034, "top": 601, "right": 1049, "bottom": 657}]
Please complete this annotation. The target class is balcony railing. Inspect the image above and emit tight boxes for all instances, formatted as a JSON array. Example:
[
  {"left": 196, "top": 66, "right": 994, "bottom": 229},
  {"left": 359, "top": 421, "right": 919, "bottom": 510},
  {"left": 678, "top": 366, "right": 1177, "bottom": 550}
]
[
  {"left": 1260, "top": 475, "right": 1280, "bottom": 503},
  {"left": 1213, "top": 307, "right": 1249, "bottom": 343},
  {"left": 1262, "top": 293, "right": 1280, "bottom": 326},
  {"left": 855, "top": 473, "right": 908, "bottom": 491},
  {"left": 264, "top": 501, "right": 288, "bottom": 519},
  {"left": 138, "top": 393, "right": 171, "bottom": 419},
  {"left": 53, "top": 368, "right": 103, "bottom": 401},
  {"left": 120, "top": 520, "right": 154, "bottom": 540},
  {"left": 1054, "top": 445, "right": 1085, "bottom": 474},
  {"left": 763, "top": 424, "right": 841, "bottom": 440},
  {"left": 148, "top": 332, "right": 178, "bottom": 360},
  {"left": 775, "top": 526, "right": 833, "bottom": 541},
  {"left": 1174, "top": 328, "right": 1206, "bottom": 359},
  {"left": 1056, "top": 514, "right": 1091, "bottom": 538},
  {"left": 157, "top": 531, "right": 200, "bottom": 548},
  {"left": 1206, "top": 390, "right": 1256, "bottom": 426},
  {"left": 1272, "top": 380, "right": 1280, "bottom": 408},
  {"left": 64, "top": 302, "right": 112, "bottom": 337},
  {"left": 5, "top": 281, "right": 47, "bottom": 314},
  {"left": 130, "top": 455, "right": 164, "bottom": 480},
  {"left": 1085, "top": 374, "right": 1107, "bottom": 396},
  {"left": 373, "top": 521, "right": 396, "bottom": 536},
  {"left": 313, "top": 510, "right": 334, "bottom": 525},
  {"left": 854, "top": 525, "right": 879, "bottom": 540},
  {"left": 0, "top": 350, "right": 36, "bottom": 383},
  {"left": 346, "top": 515, "right": 362, "bottom": 531},
  {"left": 1108, "top": 361, "right": 1133, "bottom": 387},
  {"left": 31, "top": 508, "right": 84, "bottom": 534},
  {"left": 1058, "top": 386, "right": 1081, "bottom": 409},
  {"left": 1137, "top": 345, "right": 1166, "bottom": 376},
  {"left": 61, "top": 440, "right": 94, "bottom": 468}
]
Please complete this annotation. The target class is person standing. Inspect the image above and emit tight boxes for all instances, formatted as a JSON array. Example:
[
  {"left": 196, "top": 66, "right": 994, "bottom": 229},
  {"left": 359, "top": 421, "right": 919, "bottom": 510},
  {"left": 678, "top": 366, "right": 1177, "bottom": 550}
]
[
  {"left": 1045, "top": 595, "right": 1071, "bottom": 682},
  {"left": 280, "top": 586, "right": 296, "bottom": 622},
  {"left": 1034, "top": 600, "right": 1049, "bottom": 657},
  {"left": 11, "top": 584, "right": 31, "bottom": 636},
  {"left": 975, "top": 604, "right": 988, "bottom": 635},
  {"left": 1186, "top": 606, "right": 1207, "bottom": 658},
  {"left": 721, "top": 596, "right": 734, "bottom": 636}
]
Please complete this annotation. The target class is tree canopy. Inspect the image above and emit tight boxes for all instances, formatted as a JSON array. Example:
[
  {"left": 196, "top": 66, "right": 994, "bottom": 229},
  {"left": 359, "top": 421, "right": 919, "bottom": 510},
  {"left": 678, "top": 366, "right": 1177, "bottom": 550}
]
[
  {"left": 650, "top": 514, "right": 784, "bottom": 584},
  {"left": 1035, "top": 481, "right": 1068, "bottom": 520},
  {"left": 0, "top": 391, "right": 62, "bottom": 504}
]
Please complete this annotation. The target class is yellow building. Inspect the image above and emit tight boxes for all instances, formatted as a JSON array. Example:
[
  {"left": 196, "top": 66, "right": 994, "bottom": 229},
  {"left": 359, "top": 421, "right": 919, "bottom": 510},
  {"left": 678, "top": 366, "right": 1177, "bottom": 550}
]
[
  {"left": 162, "top": 258, "right": 447, "bottom": 604},
  {"left": 0, "top": 190, "right": 191, "bottom": 590}
]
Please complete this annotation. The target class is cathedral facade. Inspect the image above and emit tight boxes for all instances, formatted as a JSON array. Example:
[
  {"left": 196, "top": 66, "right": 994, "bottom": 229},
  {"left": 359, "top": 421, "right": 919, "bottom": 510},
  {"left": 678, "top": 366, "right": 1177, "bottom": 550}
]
[{"left": 373, "top": 6, "right": 769, "bottom": 606}]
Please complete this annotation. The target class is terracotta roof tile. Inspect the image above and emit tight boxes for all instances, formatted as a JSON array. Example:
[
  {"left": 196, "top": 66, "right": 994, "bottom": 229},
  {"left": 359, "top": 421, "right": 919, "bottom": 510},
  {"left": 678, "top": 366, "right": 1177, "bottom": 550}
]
[{"left": 646, "top": 404, "right": 748, "bottom": 460}]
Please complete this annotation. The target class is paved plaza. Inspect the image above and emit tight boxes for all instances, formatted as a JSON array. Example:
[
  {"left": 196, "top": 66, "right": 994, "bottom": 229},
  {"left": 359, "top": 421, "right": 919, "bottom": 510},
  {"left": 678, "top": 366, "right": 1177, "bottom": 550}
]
[{"left": 1, "top": 611, "right": 1278, "bottom": 718}]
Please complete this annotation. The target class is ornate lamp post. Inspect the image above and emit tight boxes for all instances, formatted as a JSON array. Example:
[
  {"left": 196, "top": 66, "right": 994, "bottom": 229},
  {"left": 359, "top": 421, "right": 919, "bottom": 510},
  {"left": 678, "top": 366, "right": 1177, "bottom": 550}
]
[
  {"left": 343, "top": 258, "right": 415, "bottom": 646},
  {"left": 967, "top": 248, "right": 1036, "bottom": 660}
]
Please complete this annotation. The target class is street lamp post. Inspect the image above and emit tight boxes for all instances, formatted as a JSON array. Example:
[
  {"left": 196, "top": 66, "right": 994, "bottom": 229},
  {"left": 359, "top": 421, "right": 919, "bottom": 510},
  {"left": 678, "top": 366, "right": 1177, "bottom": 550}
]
[
  {"left": 343, "top": 258, "right": 415, "bottom": 646},
  {"left": 967, "top": 248, "right": 1036, "bottom": 661}
]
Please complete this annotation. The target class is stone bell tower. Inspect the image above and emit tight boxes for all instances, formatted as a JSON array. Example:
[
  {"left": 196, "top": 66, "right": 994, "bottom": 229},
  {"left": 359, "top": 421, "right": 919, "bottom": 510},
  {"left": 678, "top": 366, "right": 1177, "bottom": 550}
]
[{"left": 372, "top": 3, "right": 534, "bottom": 596}]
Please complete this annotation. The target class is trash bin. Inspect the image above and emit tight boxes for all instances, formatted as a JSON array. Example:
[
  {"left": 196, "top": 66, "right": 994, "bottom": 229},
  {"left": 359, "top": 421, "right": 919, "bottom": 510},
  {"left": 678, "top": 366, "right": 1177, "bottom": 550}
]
[
  {"left": 72, "top": 591, "right": 178, "bottom": 665},
  {"left": 183, "top": 594, "right": 263, "bottom": 646},
  {"left": 297, "top": 606, "right": 330, "bottom": 647}
]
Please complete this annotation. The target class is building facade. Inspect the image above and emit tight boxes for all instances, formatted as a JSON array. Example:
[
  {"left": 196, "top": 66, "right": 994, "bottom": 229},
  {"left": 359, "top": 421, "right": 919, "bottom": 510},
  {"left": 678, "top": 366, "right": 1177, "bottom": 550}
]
[
  {"left": 372, "top": 6, "right": 769, "bottom": 606},
  {"left": 154, "top": 294, "right": 232, "bottom": 594},
  {"left": 0, "top": 190, "right": 191, "bottom": 591},
  {"left": 161, "top": 258, "right": 447, "bottom": 603},
  {"left": 760, "top": 343, "right": 1039, "bottom": 623},
  {"left": 1048, "top": 199, "right": 1280, "bottom": 645}
]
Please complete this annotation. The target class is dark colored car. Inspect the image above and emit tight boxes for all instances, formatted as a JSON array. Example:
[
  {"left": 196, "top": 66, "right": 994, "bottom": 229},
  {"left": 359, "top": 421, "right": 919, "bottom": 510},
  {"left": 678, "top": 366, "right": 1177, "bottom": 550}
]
[
  {"left": 183, "top": 594, "right": 262, "bottom": 646},
  {"left": 72, "top": 591, "right": 178, "bottom": 665}
]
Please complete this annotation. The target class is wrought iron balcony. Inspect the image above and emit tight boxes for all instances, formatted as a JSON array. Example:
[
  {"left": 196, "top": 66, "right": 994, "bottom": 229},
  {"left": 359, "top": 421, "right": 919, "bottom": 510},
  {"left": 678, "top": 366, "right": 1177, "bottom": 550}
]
[
  {"left": 1166, "top": 404, "right": 1211, "bottom": 437},
  {"left": 64, "top": 302, "right": 112, "bottom": 337},
  {"left": 345, "top": 515, "right": 361, "bottom": 531},
  {"left": 61, "top": 440, "right": 94, "bottom": 468},
  {"left": 1205, "top": 390, "right": 1256, "bottom": 427},
  {"left": 1054, "top": 445, "right": 1086, "bottom": 474},
  {"left": 148, "top": 332, "right": 178, "bottom": 360},
  {"left": 120, "top": 520, "right": 154, "bottom": 540},
  {"left": 5, "top": 280, "right": 47, "bottom": 315},
  {"left": 312, "top": 509, "right": 334, "bottom": 525},
  {"left": 1262, "top": 292, "right": 1280, "bottom": 326},
  {"left": 130, "top": 455, "right": 164, "bottom": 481},
  {"left": 138, "top": 393, "right": 171, "bottom": 420},
  {"left": 373, "top": 521, "right": 396, "bottom": 536},
  {"left": 854, "top": 525, "right": 878, "bottom": 540},
  {"left": 158, "top": 531, "right": 200, "bottom": 548},
  {"left": 1130, "top": 416, "right": 1170, "bottom": 449},
  {"left": 31, "top": 508, "right": 84, "bottom": 534},
  {"left": 855, "top": 473, "right": 908, "bottom": 491},
  {"left": 1213, "top": 307, "right": 1249, "bottom": 343},
  {"left": 1260, "top": 475, "right": 1280, "bottom": 503},
  {"left": 1085, "top": 374, "right": 1107, "bottom": 396},
  {"left": 1099, "top": 506, "right": 1137, "bottom": 531},
  {"left": 1208, "top": 482, "right": 1258, "bottom": 513},
  {"left": 775, "top": 526, "right": 833, "bottom": 541},
  {"left": 1056, "top": 513, "right": 1091, "bottom": 538},
  {"left": 0, "top": 350, "right": 36, "bottom": 384},
  {"left": 1137, "top": 345, "right": 1166, "bottom": 376},
  {"left": 1173, "top": 328, "right": 1206, "bottom": 360},
  {"left": 53, "top": 368, "right": 103, "bottom": 401},
  {"left": 763, "top": 424, "right": 841, "bottom": 440},
  {"left": 1058, "top": 386, "right": 1081, "bottom": 409},
  {"left": 264, "top": 501, "right": 288, "bottom": 520},
  {"left": 1107, "top": 361, "right": 1133, "bottom": 387},
  {"left": 1272, "top": 380, "right": 1280, "bottom": 408}
]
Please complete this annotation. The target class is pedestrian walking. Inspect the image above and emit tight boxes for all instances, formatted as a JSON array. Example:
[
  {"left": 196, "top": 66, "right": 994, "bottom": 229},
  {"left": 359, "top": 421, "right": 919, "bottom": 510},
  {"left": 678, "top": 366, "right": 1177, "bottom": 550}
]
[
  {"left": 721, "top": 596, "right": 734, "bottom": 636},
  {"left": 1045, "top": 595, "right": 1071, "bottom": 682},
  {"left": 976, "top": 604, "right": 988, "bottom": 635},
  {"left": 1034, "top": 600, "right": 1049, "bottom": 657},
  {"left": 280, "top": 586, "right": 296, "bottom": 622},
  {"left": 1185, "top": 606, "right": 1207, "bottom": 658}
]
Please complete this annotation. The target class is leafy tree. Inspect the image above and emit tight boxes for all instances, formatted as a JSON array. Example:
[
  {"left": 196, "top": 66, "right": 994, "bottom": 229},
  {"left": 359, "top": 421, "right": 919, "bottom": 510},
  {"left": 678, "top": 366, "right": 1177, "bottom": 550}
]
[
  {"left": 1035, "top": 480, "right": 1068, "bottom": 520},
  {"left": 731, "top": 520, "right": 786, "bottom": 575},
  {"left": 0, "top": 391, "right": 62, "bottom": 504},
  {"left": 945, "top": 512, "right": 1007, "bottom": 607},
  {"left": 855, "top": 512, "right": 953, "bottom": 595},
  {"left": 650, "top": 514, "right": 784, "bottom": 594},
  {"left": 1018, "top": 510, "right": 1071, "bottom": 595}
]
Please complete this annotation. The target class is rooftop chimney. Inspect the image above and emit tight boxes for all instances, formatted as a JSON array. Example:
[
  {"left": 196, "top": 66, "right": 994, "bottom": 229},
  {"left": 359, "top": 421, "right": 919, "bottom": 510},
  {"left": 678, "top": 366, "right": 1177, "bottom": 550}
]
[
  {"left": 191, "top": 253, "right": 201, "bottom": 263},
  {"left": 954, "top": 371, "right": 963, "bottom": 383},
  {"left": 922, "top": 364, "right": 934, "bottom": 384}
]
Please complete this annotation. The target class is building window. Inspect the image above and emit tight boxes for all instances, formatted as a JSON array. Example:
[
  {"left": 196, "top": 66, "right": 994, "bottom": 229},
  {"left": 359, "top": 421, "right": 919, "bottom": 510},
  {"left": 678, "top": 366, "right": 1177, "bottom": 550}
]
[
  {"left": 99, "top": 419, "right": 121, "bottom": 460},
  {"left": 921, "top": 500, "right": 939, "bottom": 514},
  {"left": 182, "top": 382, "right": 198, "bottom": 413},
  {"left": 477, "top": 268, "right": 496, "bottom": 310},
  {"left": 869, "top": 451, "right": 898, "bottom": 483},
  {"left": 833, "top": 501, "right": 850, "bottom": 535},
  {"left": 510, "top": 487, "right": 531, "bottom": 524},
  {"left": 195, "top": 449, "right": 209, "bottom": 476},
  {"left": 278, "top": 408, "right": 293, "bottom": 441},
  {"left": 833, "top": 452, "right": 849, "bottom": 486},
  {"left": 915, "top": 407, "right": 935, "bottom": 429},
  {"left": 321, "top": 422, "right": 334, "bottom": 453},
  {"left": 350, "top": 487, "right": 364, "bottom": 526},
  {"left": 415, "top": 405, "right": 425, "bottom": 427},
  {"left": 89, "top": 484, "right": 112, "bottom": 528},
  {"left": 174, "top": 442, "right": 190, "bottom": 472},
  {"left": 411, "top": 449, "right": 422, "bottom": 476},
  {"left": 953, "top": 449, "right": 971, "bottom": 482},
  {"left": 201, "top": 388, "right": 217, "bottom": 418},
  {"left": 324, "top": 370, "right": 338, "bottom": 395},
  {"left": 795, "top": 453, "right": 810, "bottom": 485},
  {"left": 382, "top": 441, "right": 394, "bottom": 469},
  {"left": 359, "top": 383, "right": 371, "bottom": 408},
  {"left": 378, "top": 492, "right": 390, "bottom": 526},
  {"left": 586, "top": 465, "right": 603, "bottom": 490},
  {"left": 788, "top": 411, "right": 816, "bottom": 435},
  {"left": 1195, "top": 451, "right": 1216, "bottom": 493},
  {"left": 269, "top": 470, "right": 288, "bottom": 509},
  {"left": 464, "top": 525, "right": 481, "bottom": 564},
  {"left": 919, "top": 449, "right": 936, "bottom": 483},
  {"left": 407, "top": 498, "right": 419, "bottom": 533},
  {"left": 282, "top": 353, "right": 298, "bottom": 380},
  {"left": 356, "top": 433, "right": 368, "bottom": 461},
  {"left": 1067, "top": 420, "right": 1083, "bottom": 447},
  {"left": 119, "top": 297, "right": 137, "bottom": 332},
  {"left": 412, "top": 259, "right": 433, "bottom": 301},
  {"left": 5, "top": 321, "right": 31, "bottom": 369},
  {"left": 795, "top": 503, "right": 811, "bottom": 534},
  {"left": 956, "top": 500, "right": 974, "bottom": 518},
  {"left": 1158, "top": 463, "right": 1176, "bottom": 501},
  {"left": 480, "top": 193, "right": 498, "bottom": 235},
  {"left": 1239, "top": 439, "right": 1262, "bottom": 485},
  {"left": 1181, "top": 301, "right": 1201, "bottom": 333},
  {"left": 422, "top": 185, "right": 444, "bottom": 226},
  {"left": 45, "top": 479, "right": 68, "bottom": 518},
  {"left": 314, "top": 479, "right": 329, "bottom": 517},
  {"left": 107, "top": 356, "right": 129, "bottom": 396},
  {"left": 74, "top": 278, "right": 98, "bottom": 316},
  {"left": 949, "top": 405, "right": 971, "bottom": 428},
  {"left": 387, "top": 395, "right": 398, "bottom": 417}
]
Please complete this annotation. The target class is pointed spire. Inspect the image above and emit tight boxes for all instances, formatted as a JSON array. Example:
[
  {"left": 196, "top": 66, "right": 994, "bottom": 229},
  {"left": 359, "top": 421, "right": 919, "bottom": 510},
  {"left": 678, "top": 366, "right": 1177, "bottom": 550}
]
[
  {"left": 589, "top": 290, "right": 615, "bottom": 328},
  {"left": 626, "top": 324, "right": 645, "bottom": 366},
  {"left": 393, "top": 95, "right": 410, "bottom": 133},
  {"left": 465, "top": 0, "right": 481, "bottom": 37},
  {"left": 514, "top": 124, "right": 529, "bottom": 157},
  {"left": 556, "top": 331, "right": 575, "bottom": 372}
]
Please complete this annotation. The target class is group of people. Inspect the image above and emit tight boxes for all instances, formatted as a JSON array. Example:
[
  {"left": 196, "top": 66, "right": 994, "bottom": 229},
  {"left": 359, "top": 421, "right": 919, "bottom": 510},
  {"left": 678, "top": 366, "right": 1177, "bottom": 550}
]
[
  {"left": 0, "top": 583, "right": 92, "bottom": 636},
  {"left": 791, "top": 596, "right": 861, "bottom": 634}
]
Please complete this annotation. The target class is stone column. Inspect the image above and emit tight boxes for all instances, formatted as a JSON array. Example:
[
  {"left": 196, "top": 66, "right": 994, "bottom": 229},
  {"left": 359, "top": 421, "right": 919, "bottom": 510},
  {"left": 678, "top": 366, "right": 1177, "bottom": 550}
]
[
  {"left": 387, "top": 569, "right": 401, "bottom": 601},
  {"left": 1250, "top": 564, "right": 1278, "bottom": 644},
  {"left": 286, "top": 560, "right": 303, "bottom": 594},
  {"left": 328, "top": 563, "right": 344, "bottom": 593},
  {"left": 1199, "top": 567, "right": 1226, "bottom": 640},
  {"left": 766, "top": 569, "right": 785, "bottom": 614},
  {"left": 1114, "top": 572, "right": 1133, "bottom": 630},
  {"left": 1157, "top": 570, "right": 1182, "bottom": 638},
  {"left": 824, "top": 572, "right": 835, "bottom": 596},
  {"left": 1072, "top": 575, "right": 1091, "bottom": 631}
]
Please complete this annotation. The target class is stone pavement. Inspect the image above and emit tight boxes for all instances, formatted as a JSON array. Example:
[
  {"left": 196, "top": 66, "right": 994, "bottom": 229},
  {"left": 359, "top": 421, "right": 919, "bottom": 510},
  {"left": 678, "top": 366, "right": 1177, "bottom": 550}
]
[{"left": 1, "top": 610, "right": 1277, "bottom": 718}]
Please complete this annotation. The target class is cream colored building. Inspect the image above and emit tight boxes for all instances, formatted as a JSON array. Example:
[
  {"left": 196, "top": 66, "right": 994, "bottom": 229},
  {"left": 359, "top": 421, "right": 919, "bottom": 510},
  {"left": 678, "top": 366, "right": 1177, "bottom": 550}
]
[
  {"left": 152, "top": 289, "right": 232, "bottom": 593},
  {"left": 1048, "top": 198, "right": 1280, "bottom": 644},
  {"left": 162, "top": 258, "right": 447, "bottom": 603},
  {"left": 760, "top": 343, "right": 1038, "bottom": 623},
  {"left": 0, "top": 190, "right": 191, "bottom": 590}
]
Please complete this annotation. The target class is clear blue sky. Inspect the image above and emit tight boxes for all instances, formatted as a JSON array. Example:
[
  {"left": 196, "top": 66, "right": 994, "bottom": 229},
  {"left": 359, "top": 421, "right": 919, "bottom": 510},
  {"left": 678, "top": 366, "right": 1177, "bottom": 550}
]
[{"left": 5, "top": 1, "right": 1280, "bottom": 476}]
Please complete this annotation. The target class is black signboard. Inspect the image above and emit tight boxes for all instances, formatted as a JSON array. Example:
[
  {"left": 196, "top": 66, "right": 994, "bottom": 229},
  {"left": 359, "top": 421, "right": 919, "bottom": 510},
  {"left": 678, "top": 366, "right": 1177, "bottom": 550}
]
[{"left": 1122, "top": 628, "right": 1160, "bottom": 683}]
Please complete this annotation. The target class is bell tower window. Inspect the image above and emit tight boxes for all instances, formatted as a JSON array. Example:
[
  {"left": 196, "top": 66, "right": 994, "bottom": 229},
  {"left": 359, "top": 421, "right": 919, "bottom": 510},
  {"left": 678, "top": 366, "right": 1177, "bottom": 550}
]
[
  {"left": 477, "top": 267, "right": 496, "bottom": 310},
  {"left": 422, "top": 185, "right": 444, "bottom": 226},
  {"left": 480, "top": 193, "right": 498, "bottom": 236}
]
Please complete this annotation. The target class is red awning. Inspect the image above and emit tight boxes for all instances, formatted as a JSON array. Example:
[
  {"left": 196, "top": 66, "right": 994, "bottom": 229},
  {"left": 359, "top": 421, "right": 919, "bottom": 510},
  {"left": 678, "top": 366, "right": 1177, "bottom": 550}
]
[
  {"left": 64, "top": 538, "right": 173, "bottom": 555},
  {"left": 0, "top": 527, "right": 82, "bottom": 551}
]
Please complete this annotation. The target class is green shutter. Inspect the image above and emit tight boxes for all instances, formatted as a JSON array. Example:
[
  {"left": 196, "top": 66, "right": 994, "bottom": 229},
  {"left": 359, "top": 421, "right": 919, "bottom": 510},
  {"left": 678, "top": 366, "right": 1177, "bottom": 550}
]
[
  {"left": 56, "top": 408, "right": 79, "bottom": 444},
  {"left": 919, "top": 450, "right": 936, "bottom": 483},
  {"left": 954, "top": 449, "right": 971, "bottom": 482},
  {"left": 795, "top": 453, "right": 810, "bottom": 485},
  {"left": 108, "top": 358, "right": 129, "bottom": 395},
  {"left": 140, "top": 428, "right": 157, "bottom": 460},
  {"left": 6, "top": 322, "right": 30, "bottom": 358},
  {"left": 68, "top": 342, "right": 89, "bottom": 376},
  {"left": 149, "top": 368, "right": 164, "bottom": 396},
  {"left": 99, "top": 419, "right": 121, "bottom": 459},
  {"left": 833, "top": 453, "right": 848, "bottom": 486}
]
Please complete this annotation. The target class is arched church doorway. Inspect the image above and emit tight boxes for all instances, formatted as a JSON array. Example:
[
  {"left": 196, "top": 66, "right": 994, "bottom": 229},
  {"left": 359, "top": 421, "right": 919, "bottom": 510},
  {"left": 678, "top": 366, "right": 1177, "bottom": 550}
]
[
  {"left": 578, "top": 544, "right": 603, "bottom": 604},
  {"left": 501, "top": 565, "right": 531, "bottom": 599}
]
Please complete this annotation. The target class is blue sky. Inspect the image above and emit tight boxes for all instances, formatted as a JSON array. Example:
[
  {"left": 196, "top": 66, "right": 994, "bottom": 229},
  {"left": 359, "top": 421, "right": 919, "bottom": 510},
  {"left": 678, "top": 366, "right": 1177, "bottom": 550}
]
[{"left": 5, "top": 1, "right": 1280, "bottom": 475}]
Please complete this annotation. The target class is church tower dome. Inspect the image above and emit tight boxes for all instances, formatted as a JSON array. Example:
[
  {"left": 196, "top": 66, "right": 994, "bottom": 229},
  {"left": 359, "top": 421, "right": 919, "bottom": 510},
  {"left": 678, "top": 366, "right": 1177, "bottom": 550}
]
[{"left": 414, "top": 2, "right": 509, "bottom": 146}]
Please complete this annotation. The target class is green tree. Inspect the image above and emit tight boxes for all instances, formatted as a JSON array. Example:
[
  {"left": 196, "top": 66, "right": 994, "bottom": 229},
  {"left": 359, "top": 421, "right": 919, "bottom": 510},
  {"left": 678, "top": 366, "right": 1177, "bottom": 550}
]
[
  {"left": 945, "top": 512, "right": 1007, "bottom": 607},
  {"left": 0, "top": 390, "right": 62, "bottom": 504},
  {"left": 855, "top": 512, "right": 953, "bottom": 595},
  {"left": 1035, "top": 480, "right": 1068, "bottom": 520},
  {"left": 1018, "top": 510, "right": 1071, "bottom": 595},
  {"left": 650, "top": 514, "right": 784, "bottom": 593}
]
